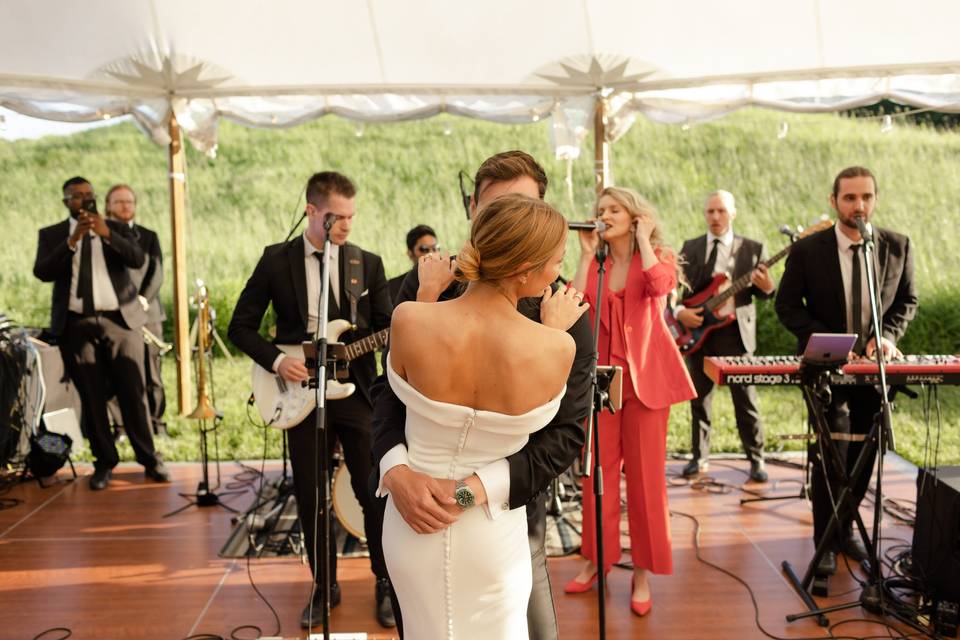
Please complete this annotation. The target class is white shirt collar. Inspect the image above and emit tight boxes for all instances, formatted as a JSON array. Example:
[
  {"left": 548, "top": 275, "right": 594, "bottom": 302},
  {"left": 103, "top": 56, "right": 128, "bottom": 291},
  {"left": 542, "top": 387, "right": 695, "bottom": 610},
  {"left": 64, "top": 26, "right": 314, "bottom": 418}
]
[
  {"left": 834, "top": 222, "right": 867, "bottom": 252},
  {"left": 707, "top": 226, "right": 734, "bottom": 246},
  {"left": 303, "top": 232, "right": 339, "bottom": 259}
]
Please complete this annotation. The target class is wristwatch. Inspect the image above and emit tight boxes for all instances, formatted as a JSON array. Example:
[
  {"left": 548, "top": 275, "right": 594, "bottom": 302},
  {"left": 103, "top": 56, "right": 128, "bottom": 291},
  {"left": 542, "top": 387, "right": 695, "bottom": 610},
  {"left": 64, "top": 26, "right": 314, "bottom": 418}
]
[{"left": 454, "top": 480, "right": 476, "bottom": 509}]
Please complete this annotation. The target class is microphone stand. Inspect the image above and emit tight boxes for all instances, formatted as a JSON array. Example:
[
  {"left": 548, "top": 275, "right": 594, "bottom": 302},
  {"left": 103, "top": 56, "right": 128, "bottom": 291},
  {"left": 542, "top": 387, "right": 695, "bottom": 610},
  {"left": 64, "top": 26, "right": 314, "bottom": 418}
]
[
  {"left": 306, "top": 215, "right": 336, "bottom": 639},
  {"left": 582, "top": 236, "right": 610, "bottom": 640}
]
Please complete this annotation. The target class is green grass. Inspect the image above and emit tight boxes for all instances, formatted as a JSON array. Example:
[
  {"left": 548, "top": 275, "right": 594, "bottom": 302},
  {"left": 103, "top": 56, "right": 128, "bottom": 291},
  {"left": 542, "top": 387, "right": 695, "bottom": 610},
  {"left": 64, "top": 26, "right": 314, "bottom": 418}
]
[{"left": 2, "top": 108, "right": 958, "bottom": 465}]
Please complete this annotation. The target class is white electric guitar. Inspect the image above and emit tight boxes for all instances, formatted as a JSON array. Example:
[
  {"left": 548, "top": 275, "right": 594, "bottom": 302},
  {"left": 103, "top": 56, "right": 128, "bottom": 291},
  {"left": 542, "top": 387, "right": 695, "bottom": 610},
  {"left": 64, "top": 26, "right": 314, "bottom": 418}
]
[{"left": 250, "top": 319, "right": 390, "bottom": 429}]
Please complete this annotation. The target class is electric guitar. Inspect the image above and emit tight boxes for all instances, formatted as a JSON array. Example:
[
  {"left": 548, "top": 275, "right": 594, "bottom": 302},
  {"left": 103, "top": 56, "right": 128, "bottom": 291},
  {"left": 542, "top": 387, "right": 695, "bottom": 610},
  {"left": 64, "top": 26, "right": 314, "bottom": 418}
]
[
  {"left": 665, "top": 220, "right": 833, "bottom": 356},
  {"left": 250, "top": 319, "right": 389, "bottom": 429}
]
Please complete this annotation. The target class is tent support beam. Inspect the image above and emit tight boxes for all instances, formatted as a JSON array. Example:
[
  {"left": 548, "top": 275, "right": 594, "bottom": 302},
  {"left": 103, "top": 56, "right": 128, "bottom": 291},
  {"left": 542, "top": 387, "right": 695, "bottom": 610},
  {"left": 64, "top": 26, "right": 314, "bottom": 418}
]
[
  {"left": 168, "top": 114, "right": 191, "bottom": 414},
  {"left": 594, "top": 96, "right": 610, "bottom": 193}
]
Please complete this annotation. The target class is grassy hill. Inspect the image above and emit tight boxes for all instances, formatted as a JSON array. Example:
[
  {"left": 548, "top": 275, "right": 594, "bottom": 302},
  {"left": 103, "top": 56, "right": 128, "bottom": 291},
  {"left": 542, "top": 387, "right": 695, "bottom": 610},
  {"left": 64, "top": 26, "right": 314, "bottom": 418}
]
[{"left": 2, "top": 108, "right": 957, "bottom": 466}]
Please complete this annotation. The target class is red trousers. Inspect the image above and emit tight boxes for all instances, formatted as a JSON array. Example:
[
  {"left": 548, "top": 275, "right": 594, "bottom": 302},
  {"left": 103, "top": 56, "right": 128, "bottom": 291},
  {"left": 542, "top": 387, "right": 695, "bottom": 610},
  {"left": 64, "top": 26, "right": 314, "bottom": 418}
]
[{"left": 580, "top": 370, "right": 673, "bottom": 575}]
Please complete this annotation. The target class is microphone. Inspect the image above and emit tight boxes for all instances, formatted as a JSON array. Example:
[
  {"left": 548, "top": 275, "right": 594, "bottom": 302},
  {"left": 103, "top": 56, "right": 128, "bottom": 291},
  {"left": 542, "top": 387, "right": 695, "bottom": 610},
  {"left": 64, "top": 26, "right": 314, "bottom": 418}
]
[
  {"left": 778, "top": 224, "right": 798, "bottom": 240},
  {"left": 854, "top": 217, "right": 873, "bottom": 244},
  {"left": 568, "top": 220, "right": 607, "bottom": 233}
]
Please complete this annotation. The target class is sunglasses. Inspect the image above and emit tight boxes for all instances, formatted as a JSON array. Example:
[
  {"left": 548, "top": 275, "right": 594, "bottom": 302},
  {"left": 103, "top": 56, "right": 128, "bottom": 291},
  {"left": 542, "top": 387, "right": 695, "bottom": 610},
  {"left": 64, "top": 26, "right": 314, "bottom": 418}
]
[{"left": 416, "top": 244, "right": 440, "bottom": 254}]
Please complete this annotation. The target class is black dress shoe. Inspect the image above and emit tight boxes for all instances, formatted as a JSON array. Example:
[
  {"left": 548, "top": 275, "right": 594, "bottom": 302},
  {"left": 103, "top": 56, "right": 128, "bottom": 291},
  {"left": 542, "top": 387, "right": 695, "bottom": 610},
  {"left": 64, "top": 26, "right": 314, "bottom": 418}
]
[
  {"left": 840, "top": 530, "right": 869, "bottom": 562},
  {"left": 682, "top": 459, "right": 709, "bottom": 478},
  {"left": 375, "top": 577, "right": 397, "bottom": 628},
  {"left": 90, "top": 468, "right": 112, "bottom": 491},
  {"left": 145, "top": 462, "right": 171, "bottom": 483},
  {"left": 748, "top": 459, "right": 769, "bottom": 483},
  {"left": 300, "top": 582, "right": 341, "bottom": 629},
  {"left": 816, "top": 550, "right": 837, "bottom": 576}
]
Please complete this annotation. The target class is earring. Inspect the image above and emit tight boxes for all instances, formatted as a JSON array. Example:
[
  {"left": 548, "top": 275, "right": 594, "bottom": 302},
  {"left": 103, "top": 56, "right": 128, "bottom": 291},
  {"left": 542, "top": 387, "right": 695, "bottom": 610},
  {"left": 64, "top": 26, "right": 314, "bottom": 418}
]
[{"left": 520, "top": 275, "right": 528, "bottom": 285}]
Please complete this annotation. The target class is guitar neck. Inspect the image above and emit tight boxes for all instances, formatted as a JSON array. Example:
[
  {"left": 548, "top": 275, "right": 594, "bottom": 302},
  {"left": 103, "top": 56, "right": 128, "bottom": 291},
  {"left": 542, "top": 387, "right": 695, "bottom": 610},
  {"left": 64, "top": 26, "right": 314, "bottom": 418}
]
[
  {"left": 342, "top": 328, "right": 390, "bottom": 361},
  {"left": 705, "top": 244, "right": 790, "bottom": 310}
]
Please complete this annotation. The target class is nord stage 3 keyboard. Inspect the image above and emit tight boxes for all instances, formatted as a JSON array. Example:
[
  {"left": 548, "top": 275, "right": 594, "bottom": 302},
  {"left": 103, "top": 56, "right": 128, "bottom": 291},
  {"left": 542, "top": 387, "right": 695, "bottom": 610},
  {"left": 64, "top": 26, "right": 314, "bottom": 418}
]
[{"left": 704, "top": 355, "right": 960, "bottom": 386}]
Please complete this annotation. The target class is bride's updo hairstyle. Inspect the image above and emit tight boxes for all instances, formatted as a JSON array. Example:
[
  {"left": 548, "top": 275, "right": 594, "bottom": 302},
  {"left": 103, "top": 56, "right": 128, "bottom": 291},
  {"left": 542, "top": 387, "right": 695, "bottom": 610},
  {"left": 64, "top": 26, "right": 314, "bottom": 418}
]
[{"left": 455, "top": 193, "right": 567, "bottom": 284}]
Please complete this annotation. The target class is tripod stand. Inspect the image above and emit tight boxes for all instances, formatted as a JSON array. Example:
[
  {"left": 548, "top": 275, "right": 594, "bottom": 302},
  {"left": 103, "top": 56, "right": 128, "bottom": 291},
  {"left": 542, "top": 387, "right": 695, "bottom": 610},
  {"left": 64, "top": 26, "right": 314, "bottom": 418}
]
[
  {"left": 164, "top": 281, "right": 244, "bottom": 518},
  {"left": 740, "top": 431, "right": 812, "bottom": 506}
]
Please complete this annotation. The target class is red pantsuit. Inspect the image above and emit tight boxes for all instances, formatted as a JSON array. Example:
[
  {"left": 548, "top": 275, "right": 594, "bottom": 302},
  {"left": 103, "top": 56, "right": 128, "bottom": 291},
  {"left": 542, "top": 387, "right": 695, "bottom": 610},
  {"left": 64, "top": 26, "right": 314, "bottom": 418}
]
[{"left": 580, "top": 252, "right": 696, "bottom": 575}]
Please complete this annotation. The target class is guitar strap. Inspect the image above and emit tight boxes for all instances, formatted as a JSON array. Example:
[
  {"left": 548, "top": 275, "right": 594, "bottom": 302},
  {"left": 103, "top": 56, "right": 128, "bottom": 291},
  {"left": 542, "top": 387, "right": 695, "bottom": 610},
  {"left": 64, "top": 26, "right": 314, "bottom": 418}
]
[{"left": 342, "top": 243, "right": 366, "bottom": 329}]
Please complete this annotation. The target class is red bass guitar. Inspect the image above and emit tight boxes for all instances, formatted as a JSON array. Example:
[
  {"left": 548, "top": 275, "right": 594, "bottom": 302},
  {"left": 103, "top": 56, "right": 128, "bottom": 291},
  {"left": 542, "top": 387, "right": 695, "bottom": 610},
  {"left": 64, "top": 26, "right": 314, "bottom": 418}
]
[{"left": 665, "top": 220, "right": 833, "bottom": 355}]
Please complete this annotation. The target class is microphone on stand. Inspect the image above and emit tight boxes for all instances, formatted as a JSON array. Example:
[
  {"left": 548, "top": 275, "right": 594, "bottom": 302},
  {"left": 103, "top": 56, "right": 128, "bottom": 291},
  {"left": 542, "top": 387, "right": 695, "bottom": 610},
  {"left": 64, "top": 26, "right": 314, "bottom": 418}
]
[
  {"left": 568, "top": 220, "right": 608, "bottom": 233},
  {"left": 778, "top": 224, "right": 798, "bottom": 240},
  {"left": 854, "top": 217, "right": 874, "bottom": 245}
]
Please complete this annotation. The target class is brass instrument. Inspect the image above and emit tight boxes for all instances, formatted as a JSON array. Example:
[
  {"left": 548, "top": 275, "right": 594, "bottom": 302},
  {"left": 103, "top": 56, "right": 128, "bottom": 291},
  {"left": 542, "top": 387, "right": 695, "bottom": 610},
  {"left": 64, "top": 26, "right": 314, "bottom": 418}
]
[
  {"left": 187, "top": 281, "right": 218, "bottom": 421},
  {"left": 142, "top": 326, "right": 173, "bottom": 355}
]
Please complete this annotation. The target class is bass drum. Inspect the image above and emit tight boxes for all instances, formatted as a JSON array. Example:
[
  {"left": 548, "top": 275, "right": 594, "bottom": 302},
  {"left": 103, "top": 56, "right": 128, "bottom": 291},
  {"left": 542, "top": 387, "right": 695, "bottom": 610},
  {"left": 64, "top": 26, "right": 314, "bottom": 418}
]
[{"left": 332, "top": 464, "right": 365, "bottom": 540}]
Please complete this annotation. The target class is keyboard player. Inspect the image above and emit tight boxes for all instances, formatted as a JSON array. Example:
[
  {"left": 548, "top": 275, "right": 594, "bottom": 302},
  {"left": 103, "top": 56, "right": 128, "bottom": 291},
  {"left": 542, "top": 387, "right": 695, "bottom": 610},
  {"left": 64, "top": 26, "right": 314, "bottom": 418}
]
[{"left": 774, "top": 166, "right": 917, "bottom": 577}]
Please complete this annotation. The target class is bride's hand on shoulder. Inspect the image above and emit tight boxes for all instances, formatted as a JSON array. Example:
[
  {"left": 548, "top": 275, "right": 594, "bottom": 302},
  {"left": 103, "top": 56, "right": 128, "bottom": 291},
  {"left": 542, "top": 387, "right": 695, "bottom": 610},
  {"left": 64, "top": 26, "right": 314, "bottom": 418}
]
[
  {"left": 539, "top": 286, "right": 589, "bottom": 331},
  {"left": 384, "top": 465, "right": 459, "bottom": 534}
]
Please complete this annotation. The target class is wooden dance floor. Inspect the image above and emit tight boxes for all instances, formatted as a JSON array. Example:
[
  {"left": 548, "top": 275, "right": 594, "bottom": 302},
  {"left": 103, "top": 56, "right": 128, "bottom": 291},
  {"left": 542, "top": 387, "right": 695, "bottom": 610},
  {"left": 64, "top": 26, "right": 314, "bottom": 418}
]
[{"left": 0, "top": 455, "right": 923, "bottom": 639}]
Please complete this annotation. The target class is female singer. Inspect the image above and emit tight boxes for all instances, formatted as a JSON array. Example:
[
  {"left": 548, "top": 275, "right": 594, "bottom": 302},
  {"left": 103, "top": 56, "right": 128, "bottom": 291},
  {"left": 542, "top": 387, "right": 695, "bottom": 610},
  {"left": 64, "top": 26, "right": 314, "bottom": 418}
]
[{"left": 564, "top": 186, "right": 696, "bottom": 616}]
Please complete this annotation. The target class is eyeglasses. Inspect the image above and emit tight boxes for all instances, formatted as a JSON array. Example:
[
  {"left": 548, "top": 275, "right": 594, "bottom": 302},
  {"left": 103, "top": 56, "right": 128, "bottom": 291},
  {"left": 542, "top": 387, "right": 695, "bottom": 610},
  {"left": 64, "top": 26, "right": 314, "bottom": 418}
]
[
  {"left": 64, "top": 192, "right": 96, "bottom": 201},
  {"left": 416, "top": 244, "right": 440, "bottom": 254}
]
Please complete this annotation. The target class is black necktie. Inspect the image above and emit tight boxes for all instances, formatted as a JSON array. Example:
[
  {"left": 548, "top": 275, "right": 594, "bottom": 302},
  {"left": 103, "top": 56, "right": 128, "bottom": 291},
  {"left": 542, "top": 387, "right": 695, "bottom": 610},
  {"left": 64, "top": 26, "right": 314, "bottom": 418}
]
[
  {"left": 706, "top": 238, "right": 720, "bottom": 275},
  {"left": 851, "top": 244, "right": 863, "bottom": 352},
  {"left": 314, "top": 251, "right": 338, "bottom": 315},
  {"left": 78, "top": 234, "right": 94, "bottom": 315}
]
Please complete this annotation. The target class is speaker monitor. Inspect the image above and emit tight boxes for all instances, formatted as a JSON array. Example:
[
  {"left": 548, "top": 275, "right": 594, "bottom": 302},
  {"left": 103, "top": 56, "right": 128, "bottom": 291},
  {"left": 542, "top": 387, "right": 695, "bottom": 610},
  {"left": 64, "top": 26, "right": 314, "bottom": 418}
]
[{"left": 912, "top": 465, "right": 960, "bottom": 602}]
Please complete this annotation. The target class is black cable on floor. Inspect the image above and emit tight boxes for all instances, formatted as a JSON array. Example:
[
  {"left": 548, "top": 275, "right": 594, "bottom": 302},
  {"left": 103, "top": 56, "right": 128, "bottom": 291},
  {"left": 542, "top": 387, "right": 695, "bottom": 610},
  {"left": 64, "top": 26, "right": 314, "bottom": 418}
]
[{"left": 32, "top": 628, "right": 71, "bottom": 640}]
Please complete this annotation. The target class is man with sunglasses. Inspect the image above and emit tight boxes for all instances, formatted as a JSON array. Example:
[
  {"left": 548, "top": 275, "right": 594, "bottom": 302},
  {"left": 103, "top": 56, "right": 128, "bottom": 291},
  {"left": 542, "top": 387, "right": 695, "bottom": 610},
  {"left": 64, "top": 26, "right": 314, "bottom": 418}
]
[
  {"left": 33, "top": 176, "right": 169, "bottom": 491},
  {"left": 388, "top": 225, "right": 439, "bottom": 304}
]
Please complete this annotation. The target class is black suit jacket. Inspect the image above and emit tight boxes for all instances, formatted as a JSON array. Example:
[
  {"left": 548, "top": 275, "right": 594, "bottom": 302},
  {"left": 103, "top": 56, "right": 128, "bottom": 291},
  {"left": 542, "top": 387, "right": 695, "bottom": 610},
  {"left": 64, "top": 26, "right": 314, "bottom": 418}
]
[
  {"left": 130, "top": 223, "right": 165, "bottom": 324},
  {"left": 775, "top": 225, "right": 917, "bottom": 353},
  {"left": 33, "top": 218, "right": 147, "bottom": 335},
  {"left": 370, "top": 267, "right": 592, "bottom": 509},
  {"left": 228, "top": 236, "right": 393, "bottom": 405},
  {"left": 679, "top": 234, "right": 773, "bottom": 353}
]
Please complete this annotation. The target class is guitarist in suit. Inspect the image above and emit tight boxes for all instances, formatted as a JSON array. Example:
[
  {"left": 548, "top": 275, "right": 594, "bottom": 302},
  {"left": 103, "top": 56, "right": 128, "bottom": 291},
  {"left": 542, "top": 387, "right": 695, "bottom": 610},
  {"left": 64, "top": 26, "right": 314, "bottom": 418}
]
[
  {"left": 676, "top": 190, "right": 775, "bottom": 482},
  {"left": 776, "top": 167, "right": 916, "bottom": 576},
  {"left": 105, "top": 184, "right": 167, "bottom": 436},
  {"left": 33, "top": 176, "right": 170, "bottom": 491},
  {"left": 228, "top": 171, "right": 395, "bottom": 629}
]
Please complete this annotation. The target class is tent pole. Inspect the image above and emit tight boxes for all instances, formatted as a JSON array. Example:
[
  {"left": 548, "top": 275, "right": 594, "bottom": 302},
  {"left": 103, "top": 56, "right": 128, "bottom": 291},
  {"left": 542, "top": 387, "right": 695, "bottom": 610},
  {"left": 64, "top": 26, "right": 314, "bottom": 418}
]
[
  {"left": 168, "top": 114, "right": 191, "bottom": 414},
  {"left": 593, "top": 95, "right": 610, "bottom": 194}
]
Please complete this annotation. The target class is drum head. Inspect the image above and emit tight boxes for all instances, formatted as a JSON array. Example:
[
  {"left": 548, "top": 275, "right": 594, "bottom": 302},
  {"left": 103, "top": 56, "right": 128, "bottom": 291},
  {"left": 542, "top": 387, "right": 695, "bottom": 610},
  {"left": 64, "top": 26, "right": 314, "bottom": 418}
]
[{"left": 332, "top": 464, "right": 365, "bottom": 540}]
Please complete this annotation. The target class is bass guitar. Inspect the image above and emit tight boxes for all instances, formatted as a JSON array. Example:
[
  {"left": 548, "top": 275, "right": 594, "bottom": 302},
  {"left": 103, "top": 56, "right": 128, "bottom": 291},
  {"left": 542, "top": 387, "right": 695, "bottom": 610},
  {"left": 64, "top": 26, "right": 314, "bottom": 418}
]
[
  {"left": 665, "top": 220, "right": 832, "bottom": 355},
  {"left": 250, "top": 319, "right": 389, "bottom": 429}
]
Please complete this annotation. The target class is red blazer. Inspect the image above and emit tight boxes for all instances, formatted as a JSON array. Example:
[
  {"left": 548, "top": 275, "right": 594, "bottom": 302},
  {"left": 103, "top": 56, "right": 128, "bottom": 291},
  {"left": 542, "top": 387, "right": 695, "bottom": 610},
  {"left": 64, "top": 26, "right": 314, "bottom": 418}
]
[{"left": 584, "top": 251, "right": 696, "bottom": 410}]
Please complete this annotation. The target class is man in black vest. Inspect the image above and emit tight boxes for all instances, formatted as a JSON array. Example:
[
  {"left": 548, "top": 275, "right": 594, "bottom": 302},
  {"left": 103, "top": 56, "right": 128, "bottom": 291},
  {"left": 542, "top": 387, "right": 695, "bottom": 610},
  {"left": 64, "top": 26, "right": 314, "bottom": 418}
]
[
  {"left": 372, "top": 151, "right": 593, "bottom": 640},
  {"left": 676, "top": 190, "right": 775, "bottom": 482},
  {"left": 228, "top": 171, "right": 395, "bottom": 629},
  {"left": 776, "top": 166, "right": 917, "bottom": 575},
  {"left": 33, "top": 176, "right": 169, "bottom": 490},
  {"left": 105, "top": 184, "right": 167, "bottom": 436}
]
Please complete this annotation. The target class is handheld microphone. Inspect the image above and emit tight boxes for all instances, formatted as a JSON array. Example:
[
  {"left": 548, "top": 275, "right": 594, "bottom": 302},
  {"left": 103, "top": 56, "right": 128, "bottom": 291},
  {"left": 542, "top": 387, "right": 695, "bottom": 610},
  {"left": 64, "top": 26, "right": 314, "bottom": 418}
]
[
  {"left": 854, "top": 217, "right": 873, "bottom": 244},
  {"left": 568, "top": 220, "right": 607, "bottom": 233}
]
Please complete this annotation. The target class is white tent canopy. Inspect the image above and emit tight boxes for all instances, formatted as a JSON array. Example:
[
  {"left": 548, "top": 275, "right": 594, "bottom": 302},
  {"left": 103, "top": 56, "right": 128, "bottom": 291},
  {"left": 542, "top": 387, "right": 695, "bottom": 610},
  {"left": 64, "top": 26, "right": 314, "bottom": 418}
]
[{"left": 2, "top": 0, "right": 960, "bottom": 155}]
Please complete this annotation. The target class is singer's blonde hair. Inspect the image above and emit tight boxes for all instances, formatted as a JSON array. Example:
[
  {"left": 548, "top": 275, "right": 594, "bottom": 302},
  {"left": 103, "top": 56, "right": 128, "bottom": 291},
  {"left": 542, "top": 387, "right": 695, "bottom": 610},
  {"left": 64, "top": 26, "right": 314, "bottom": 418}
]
[{"left": 596, "top": 186, "right": 678, "bottom": 264}]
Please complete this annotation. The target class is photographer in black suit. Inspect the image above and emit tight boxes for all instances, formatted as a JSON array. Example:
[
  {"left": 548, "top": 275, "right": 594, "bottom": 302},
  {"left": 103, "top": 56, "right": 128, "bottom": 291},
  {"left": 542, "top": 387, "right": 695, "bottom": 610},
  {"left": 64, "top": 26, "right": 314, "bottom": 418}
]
[
  {"left": 105, "top": 184, "right": 167, "bottom": 436},
  {"left": 775, "top": 166, "right": 917, "bottom": 575},
  {"left": 228, "top": 171, "right": 395, "bottom": 629},
  {"left": 372, "top": 151, "right": 593, "bottom": 640},
  {"left": 33, "top": 177, "right": 169, "bottom": 491}
]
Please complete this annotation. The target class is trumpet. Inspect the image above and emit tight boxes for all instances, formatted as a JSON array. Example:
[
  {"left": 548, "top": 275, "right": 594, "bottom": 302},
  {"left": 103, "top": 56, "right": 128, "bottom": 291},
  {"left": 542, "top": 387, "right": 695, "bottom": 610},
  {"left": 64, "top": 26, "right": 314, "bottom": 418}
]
[
  {"left": 142, "top": 326, "right": 173, "bottom": 355},
  {"left": 187, "top": 281, "right": 218, "bottom": 421}
]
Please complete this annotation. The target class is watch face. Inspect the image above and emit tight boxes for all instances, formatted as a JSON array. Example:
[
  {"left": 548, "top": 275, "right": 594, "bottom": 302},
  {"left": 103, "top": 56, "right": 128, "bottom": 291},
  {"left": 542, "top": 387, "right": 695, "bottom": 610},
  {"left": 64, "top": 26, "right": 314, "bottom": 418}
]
[{"left": 455, "top": 485, "right": 475, "bottom": 508}]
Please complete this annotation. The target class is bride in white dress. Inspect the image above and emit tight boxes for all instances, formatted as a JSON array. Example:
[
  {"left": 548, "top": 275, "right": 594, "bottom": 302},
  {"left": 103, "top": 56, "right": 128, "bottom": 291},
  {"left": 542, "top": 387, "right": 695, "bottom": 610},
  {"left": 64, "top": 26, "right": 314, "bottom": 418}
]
[{"left": 381, "top": 194, "right": 577, "bottom": 639}]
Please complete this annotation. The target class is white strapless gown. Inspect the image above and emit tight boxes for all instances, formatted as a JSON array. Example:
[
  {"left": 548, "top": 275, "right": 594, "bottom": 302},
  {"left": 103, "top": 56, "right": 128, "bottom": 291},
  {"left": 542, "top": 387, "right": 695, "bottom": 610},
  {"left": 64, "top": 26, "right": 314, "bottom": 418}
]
[{"left": 382, "top": 357, "right": 564, "bottom": 640}]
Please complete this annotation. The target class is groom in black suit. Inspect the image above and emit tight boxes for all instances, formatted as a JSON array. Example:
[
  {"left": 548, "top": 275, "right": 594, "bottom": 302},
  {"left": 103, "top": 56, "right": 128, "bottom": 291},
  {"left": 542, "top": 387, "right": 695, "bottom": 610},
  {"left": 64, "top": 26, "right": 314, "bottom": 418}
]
[
  {"left": 775, "top": 166, "right": 917, "bottom": 576},
  {"left": 372, "top": 151, "right": 593, "bottom": 640},
  {"left": 33, "top": 176, "right": 168, "bottom": 490},
  {"left": 228, "top": 171, "right": 395, "bottom": 629}
]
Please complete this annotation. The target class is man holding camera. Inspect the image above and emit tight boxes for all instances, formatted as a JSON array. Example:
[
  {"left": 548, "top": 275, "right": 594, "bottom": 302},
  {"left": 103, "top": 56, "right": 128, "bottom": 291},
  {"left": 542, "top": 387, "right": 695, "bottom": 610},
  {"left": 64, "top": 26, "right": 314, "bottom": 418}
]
[{"left": 33, "top": 176, "right": 169, "bottom": 490}]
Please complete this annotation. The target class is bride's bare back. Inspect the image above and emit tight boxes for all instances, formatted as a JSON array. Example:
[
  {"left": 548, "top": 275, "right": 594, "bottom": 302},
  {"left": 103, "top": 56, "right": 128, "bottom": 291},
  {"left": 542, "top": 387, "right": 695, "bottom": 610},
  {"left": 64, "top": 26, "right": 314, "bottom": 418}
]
[{"left": 389, "top": 292, "right": 574, "bottom": 415}]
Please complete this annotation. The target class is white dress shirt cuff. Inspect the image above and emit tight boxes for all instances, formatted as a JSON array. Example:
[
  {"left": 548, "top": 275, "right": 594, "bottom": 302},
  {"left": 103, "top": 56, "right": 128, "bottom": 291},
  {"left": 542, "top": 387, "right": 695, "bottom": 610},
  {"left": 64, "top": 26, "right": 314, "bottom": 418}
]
[
  {"left": 475, "top": 458, "right": 511, "bottom": 520},
  {"left": 271, "top": 353, "right": 287, "bottom": 374},
  {"left": 376, "top": 444, "right": 410, "bottom": 497}
]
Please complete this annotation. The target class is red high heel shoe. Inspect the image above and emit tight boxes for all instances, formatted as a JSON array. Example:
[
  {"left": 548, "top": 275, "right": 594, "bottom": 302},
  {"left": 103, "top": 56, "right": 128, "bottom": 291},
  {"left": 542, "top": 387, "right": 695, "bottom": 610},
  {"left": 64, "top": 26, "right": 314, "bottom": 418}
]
[
  {"left": 564, "top": 568, "right": 609, "bottom": 594},
  {"left": 630, "top": 578, "right": 652, "bottom": 616}
]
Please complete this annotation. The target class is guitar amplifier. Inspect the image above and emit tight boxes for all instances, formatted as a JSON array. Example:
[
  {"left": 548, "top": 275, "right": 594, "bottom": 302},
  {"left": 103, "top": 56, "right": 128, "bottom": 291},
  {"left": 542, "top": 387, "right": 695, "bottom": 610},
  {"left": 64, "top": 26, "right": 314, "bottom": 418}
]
[{"left": 912, "top": 466, "right": 960, "bottom": 602}]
